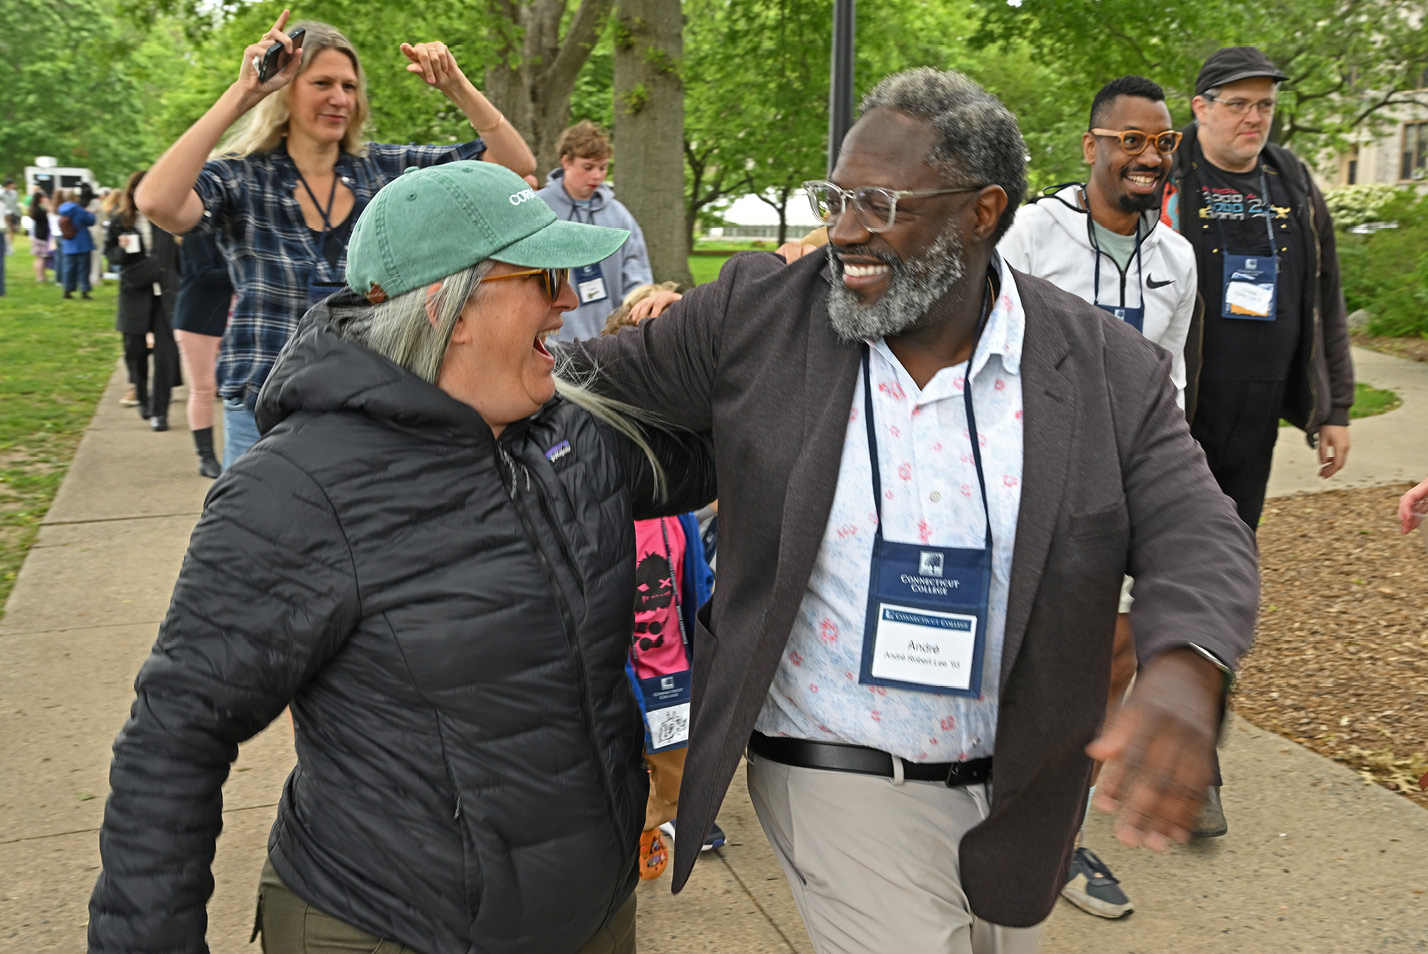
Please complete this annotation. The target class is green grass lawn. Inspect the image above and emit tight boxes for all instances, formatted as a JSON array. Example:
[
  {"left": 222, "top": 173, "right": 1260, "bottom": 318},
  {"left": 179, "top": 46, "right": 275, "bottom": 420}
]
[
  {"left": 688, "top": 253, "right": 735, "bottom": 286},
  {"left": 0, "top": 237, "right": 121, "bottom": 614},
  {"left": 1349, "top": 381, "right": 1400, "bottom": 418},
  {"left": 1279, "top": 382, "right": 1399, "bottom": 427}
]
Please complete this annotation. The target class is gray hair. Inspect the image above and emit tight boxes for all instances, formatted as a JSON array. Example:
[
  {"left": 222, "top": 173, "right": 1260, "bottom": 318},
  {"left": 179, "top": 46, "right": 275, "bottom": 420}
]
[
  {"left": 337, "top": 261, "right": 492, "bottom": 384},
  {"left": 335, "top": 263, "right": 668, "bottom": 498},
  {"left": 858, "top": 67, "right": 1028, "bottom": 242}
]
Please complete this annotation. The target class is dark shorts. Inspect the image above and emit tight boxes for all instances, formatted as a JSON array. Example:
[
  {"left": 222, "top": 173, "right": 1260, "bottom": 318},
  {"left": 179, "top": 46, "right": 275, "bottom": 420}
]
[{"left": 254, "top": 857, "right": 637, "bottom": 954}]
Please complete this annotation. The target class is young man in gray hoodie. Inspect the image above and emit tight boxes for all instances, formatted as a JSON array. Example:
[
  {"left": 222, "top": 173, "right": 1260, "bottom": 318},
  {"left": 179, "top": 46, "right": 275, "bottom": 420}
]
[{"left": 536, "top": 121, "right": 654, "bottom": 340}]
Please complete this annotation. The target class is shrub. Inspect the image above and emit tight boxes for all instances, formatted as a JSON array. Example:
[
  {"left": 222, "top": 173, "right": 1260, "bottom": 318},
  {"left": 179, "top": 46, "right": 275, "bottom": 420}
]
[
  {"left": 1332, "top": 188, "right": 1428, "bottom": 337},
  {"left": 1324, "top": 183, "right": 1402, "bottom": 230}
]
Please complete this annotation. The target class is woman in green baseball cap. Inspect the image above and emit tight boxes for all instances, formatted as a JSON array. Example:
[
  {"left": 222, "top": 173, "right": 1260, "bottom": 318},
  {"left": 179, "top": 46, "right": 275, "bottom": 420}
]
[{"left": 89, "top": 161, "right": 715, "bottom": 954}]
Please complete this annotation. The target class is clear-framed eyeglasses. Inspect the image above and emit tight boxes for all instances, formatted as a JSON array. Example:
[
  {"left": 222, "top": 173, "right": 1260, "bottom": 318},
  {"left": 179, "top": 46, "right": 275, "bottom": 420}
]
[
  {"left": 1203, "top": 93, "right": 1277, "bottom": 116},
  {"left": 802, "top": 179, "right": 987, "bottom": 233}
]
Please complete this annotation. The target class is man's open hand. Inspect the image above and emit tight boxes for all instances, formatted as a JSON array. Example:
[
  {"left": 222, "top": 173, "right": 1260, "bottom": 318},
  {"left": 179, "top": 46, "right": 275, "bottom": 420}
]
[{"left": 1086, "top": 648, "right": 1226, "bottom": 851}]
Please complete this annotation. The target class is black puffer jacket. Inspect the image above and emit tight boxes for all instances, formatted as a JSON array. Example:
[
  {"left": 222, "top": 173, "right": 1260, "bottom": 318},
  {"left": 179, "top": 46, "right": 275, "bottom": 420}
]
[{"left": 88, "top": 293, "right": 716, "bottom": 954}]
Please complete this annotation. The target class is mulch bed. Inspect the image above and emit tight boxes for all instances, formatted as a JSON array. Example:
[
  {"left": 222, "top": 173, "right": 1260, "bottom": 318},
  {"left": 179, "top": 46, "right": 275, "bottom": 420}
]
[{"left": 1233, "top": 483, "right": 1428, "bottom": 808}]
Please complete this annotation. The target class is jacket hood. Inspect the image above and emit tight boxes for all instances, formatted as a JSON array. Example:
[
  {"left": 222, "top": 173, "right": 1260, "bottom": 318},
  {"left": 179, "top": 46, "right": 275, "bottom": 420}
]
[
  {"left": 540, "top": 169, "right": 615, "bottom": 211},
  {"left": 255, "top": 291, "right": 495, "bottom": 445},
  {"left": 1029, "top": 183, "right": 1169, "bottom": 252}
]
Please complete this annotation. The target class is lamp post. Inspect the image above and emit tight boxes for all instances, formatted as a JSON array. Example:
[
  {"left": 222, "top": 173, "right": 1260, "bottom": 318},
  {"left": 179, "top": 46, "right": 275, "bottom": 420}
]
[{"left": 828, "top": 0, "right": 855, "bottom": 176}]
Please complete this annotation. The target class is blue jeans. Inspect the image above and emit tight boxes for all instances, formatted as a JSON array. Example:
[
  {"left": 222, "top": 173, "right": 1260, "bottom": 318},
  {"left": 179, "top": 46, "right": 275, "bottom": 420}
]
[
  {"left": 222, "top": 397, "right": 261, "bottom": 469},
  {"left": 61, "top": 251, "right": 92, "bottom": 293}
]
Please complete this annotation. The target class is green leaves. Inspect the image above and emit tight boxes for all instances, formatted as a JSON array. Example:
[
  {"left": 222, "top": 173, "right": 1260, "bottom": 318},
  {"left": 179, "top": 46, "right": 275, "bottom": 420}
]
[
  {"left": 969, "top": 0, "right": 1428, "bottom": 157},
  {"left": 0, "top": 0, "right": 172, "bottom": 183}
]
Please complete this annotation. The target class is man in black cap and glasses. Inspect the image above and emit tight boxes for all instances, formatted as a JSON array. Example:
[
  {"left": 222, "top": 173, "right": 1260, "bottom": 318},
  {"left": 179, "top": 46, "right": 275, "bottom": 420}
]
[
  {"left": 1164, "top": 46, "right": 1354, "bottom": 528},
  {"left": 1162, "top": 45, "right": 1354, "bottom": 843}
]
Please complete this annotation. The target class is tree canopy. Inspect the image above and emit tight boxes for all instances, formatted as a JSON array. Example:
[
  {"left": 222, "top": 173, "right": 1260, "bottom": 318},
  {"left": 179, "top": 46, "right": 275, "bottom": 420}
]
[
  {"left": 971, "top": 0, "right": 1428, "bottom": 156},
  {"left": 8, "top": 0, "right": 1422, "bottom": 230}
]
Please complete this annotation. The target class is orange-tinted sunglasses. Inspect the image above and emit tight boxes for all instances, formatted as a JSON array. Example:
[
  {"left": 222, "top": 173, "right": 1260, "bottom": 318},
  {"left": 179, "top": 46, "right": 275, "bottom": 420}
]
[{"left": 483, "top": 267, "right": 571, "bottom": 303}]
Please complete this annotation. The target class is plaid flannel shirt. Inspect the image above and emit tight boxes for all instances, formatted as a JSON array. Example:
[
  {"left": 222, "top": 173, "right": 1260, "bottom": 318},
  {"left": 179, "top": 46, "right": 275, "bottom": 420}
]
[{"left": 193, "top": 138, "right": 487, "bottom": 406}]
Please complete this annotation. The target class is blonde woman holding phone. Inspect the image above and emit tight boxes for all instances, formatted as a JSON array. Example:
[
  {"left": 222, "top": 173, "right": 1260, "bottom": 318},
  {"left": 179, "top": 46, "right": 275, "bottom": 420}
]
[{"left": 136, "top": 10, "right": 536, "bottom": 467}]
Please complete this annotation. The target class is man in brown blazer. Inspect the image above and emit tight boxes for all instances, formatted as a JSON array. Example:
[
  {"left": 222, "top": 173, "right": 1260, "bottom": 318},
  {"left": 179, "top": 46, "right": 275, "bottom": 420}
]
[{"left": 572, "top": 67, "right": 1257, "bottom": 953}]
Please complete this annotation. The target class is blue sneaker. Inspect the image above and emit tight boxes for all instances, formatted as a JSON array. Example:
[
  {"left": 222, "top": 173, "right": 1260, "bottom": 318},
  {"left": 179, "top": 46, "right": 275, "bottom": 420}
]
[
  {"left": 1061, "top": 846, "right": 1132, "bottom": 919},
  {"left": 659, "top": 819, "right": 726, "bottom": 852}
]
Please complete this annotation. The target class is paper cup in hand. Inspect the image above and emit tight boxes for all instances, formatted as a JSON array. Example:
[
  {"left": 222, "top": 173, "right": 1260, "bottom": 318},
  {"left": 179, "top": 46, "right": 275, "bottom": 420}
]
[{"left": 119, "top": 234, "right": 140, "bottom": 254}]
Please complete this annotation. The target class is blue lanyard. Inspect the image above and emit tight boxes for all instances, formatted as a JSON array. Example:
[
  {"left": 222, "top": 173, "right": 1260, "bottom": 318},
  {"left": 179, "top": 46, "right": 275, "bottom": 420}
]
[{"left": 862, "top": 277, "right": 994, "bottom": 551}]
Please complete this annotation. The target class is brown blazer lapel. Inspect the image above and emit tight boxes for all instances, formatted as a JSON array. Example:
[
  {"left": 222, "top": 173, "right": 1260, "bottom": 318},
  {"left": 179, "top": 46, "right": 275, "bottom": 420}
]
[
  {"left": 1001, "top": 280, "right": 1076, "bottom": 684},
  {"left": 735, "top": 277, "right": 861, "bottom": 723}
]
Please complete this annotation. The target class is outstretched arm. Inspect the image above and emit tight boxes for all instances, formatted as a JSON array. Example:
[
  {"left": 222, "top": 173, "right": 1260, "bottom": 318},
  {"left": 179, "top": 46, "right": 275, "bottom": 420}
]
[
  {"left": 1087, "top": 342, "right": 1258, "bottom": 849},
  {"left": 401, "top": 41, "right": 536, "bottom": 178},
  {"left": 136, "top": 10, "right": 303, "bottom": 233}
]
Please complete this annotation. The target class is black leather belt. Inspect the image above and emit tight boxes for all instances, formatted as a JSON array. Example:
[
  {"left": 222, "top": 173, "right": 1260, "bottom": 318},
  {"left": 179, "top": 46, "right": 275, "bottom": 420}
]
[{"left": 748, "top": 731, "right": 992, "bottom": 788}]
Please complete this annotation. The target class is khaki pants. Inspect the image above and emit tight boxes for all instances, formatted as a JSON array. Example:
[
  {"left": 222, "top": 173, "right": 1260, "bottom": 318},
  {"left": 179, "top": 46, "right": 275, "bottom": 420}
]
[
  {"left": 746, "top": 752, "right": 1042, "bottom": 954},
  {"left": 255, "top": 857, "right": 636, "bottom": 954}
]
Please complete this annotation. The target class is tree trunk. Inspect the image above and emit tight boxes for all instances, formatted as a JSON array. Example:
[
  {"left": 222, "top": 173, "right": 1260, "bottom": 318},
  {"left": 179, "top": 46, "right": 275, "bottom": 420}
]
[
  {"left": 483, "top": 0, "right": 614, "bottom": 180},
  {"left": 613, "top": 0, "right": 693, "bottom": 288},
  {"left": 752, "top": 184, "right": 796, "bottom": 246}
]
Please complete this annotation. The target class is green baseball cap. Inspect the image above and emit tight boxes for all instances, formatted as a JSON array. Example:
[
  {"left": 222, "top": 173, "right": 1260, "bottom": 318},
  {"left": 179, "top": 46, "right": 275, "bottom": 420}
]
[{"left": 346, "top": 160, "right": 630, "bottom": 303}]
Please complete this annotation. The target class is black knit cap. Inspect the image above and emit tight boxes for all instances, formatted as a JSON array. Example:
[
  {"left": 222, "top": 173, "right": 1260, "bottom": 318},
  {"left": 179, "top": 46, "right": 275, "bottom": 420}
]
[{"left": 1196, "top": 46, "right": 1288, "bottom": 95}]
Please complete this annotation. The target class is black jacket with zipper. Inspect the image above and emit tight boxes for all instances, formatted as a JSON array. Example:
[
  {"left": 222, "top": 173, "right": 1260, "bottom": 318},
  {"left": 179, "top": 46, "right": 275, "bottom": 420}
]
[
  {"left": 1166, "top": 122, "right": 1354, "bottom": 444},
  {"left": 88, "top": 291, "right": 716, "bottom": 954}
]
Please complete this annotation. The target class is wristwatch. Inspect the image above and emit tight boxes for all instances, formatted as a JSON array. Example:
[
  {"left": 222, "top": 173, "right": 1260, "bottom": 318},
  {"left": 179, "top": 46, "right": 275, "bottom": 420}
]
[{"left": 1186, "top": 642, "right": 1235, "bottom": 696}]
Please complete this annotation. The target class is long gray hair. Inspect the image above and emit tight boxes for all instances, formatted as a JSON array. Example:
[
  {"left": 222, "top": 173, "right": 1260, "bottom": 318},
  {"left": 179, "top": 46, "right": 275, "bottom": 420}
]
[{"left": 335, "top": 263, "right": 668, "bottom": 497}]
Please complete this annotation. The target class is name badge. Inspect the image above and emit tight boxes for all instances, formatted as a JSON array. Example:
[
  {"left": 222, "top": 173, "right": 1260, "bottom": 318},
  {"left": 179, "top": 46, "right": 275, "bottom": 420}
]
[
  {"left": 574, "top": 262, "right": 608, "bottom": 305},
  {"left": 859, "top": 539, "right": 989, "bottom": 697},
  {"left": 1222, "top": 253, "right": 1277, "bottom": 320},
  {"left": 1097, "top": 302, "right": 1145, "bottom": 334},
  {"left": 306, "top": 276, "right": 346, "bottom": 308},
  {"left": 639, "top": 670, "right": 691, "bottom": 752},
  {"left": 869, "top": 605, "right": 978, "bottom": 690}
]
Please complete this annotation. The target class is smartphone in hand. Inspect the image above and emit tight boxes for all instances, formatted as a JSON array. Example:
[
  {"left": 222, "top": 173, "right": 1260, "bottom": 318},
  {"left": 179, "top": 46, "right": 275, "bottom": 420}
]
[{"left": 258, "top": 26, "right": 306, "bottom": 83}]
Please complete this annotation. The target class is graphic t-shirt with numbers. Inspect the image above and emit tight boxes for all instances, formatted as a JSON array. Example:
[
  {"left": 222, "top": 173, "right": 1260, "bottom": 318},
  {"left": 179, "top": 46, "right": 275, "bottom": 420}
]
[{"left": 1192, "top": 160, "right": 1305, "bottom": 381}]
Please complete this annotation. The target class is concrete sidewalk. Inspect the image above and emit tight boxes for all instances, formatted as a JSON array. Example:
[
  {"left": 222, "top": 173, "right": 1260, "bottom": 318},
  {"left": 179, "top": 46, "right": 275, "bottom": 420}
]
[{"left": 2, "top": 349, "right": 1426, "bottom": 954}]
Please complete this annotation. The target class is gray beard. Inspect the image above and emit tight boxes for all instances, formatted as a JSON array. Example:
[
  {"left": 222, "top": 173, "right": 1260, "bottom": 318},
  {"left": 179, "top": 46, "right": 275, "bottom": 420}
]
[{"left": 826, "top": 228, "right": 968, "bottom": 343}]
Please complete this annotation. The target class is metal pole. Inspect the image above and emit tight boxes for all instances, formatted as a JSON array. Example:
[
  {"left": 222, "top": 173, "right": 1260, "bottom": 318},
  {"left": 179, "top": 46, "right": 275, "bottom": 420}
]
[{"left": 828, "top": 0, "right": 855, "bottom": 176}]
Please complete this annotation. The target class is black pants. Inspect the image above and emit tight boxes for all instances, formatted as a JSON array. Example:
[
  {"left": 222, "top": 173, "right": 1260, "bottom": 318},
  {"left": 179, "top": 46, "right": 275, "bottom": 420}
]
[
  {"left": 1189, "top": 379, "right": 1288, "bottom": 531},
  {"left": 121, "top": 300, "right": 180, "bottom": 417}
]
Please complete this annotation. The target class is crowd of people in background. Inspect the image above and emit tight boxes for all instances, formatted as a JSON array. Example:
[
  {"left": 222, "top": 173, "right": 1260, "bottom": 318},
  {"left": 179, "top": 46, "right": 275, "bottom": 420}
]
[{"left": 0, "top": 16, "right": 1419, "bottom": 954}]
